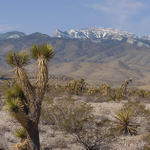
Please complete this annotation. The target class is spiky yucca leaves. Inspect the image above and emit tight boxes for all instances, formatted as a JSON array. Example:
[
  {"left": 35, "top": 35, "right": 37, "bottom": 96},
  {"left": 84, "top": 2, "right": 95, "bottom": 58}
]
[
  {"left": 5, "top": 84, "right": 27, "bottom": 113},
  {"left": 5, "top": 84, "right": 25, "bottom": 101},
  {"left": 5, "top": 85, "right": 28, "bottom": 127},
  {"left": 15, "top": 127, "right": 27, "bottom": 142},
  {"left": 6, "top": 98, "right": 20, "bottom": 115},
  {"left": 31, "top": 44, "right": 54, "bottom": 60},
  {"left": 6, "top": 51, "right": 29, "bottom": 67},
  {"left": 114, "top": 108, "right": 138, "bottom": 135}
]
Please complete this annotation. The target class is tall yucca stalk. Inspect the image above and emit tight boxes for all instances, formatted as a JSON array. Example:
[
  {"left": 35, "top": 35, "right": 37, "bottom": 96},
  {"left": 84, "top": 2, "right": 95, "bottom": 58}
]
[{"left": 5, "top": 44, "right": 54, "bottom": 150}]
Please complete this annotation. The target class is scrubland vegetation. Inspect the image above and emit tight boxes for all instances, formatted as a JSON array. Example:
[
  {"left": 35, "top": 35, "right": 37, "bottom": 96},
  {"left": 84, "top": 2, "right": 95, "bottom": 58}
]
[{"left": 1, "top": 44, "right": 150, "bottom": 150}]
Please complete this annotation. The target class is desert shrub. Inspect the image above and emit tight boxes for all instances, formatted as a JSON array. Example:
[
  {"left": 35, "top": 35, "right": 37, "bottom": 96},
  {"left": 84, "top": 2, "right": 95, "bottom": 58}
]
[
  {"left": 40, "top": 97, "right": 55, "bottom": 125},
  {"left": 107, "top": 88, "right": 128, "bottom": 101},
  {"left": 107, "top": 88, "right": 117, "bottom": 101},
  {"left": 41, "top": 97, "right": 113, "bottom": 150},
  {"left": 100, "top": 83, "right": 111, "bottom": 96},
  {"left": 123, "top": 101, "right": 150, "bottom": 117},
  {"left": 99, "top": 84, "right": 128, "bottom": 101},
  {"left": 75, "top": 126, "right": 111, "bottom": 150},
  {"left": 41, "top": 97, "right": 94, "bottom": 133},
  {"left": 87, "top": 86, "right": 100, "bottom": 96},
  {"left": 113, "top": 108, "right": 139, "bottom": 136},
  {"left": 135, "top": 89, "right": 150, "bottom": 98},
  {"left": 46, "top": 83, "right": 66, "bottom": 97},
  {"left": 128, "top": 88, "right": 150, "bottom": 99},
  {"left": 64, "top": 79, "right": 87, "bottom": 95}
]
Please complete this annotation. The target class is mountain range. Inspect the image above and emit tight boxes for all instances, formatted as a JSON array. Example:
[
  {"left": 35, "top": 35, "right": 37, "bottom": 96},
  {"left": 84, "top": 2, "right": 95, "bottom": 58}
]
[{"left": 1, "top": 28, "right": 150, "bottom": 87}]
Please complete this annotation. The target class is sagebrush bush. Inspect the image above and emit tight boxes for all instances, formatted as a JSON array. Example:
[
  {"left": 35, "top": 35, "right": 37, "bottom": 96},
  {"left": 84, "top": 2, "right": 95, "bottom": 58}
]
[
  {"left": 41, "top": 97, "right": 94, "bottom": 133},
  {"left": 41, "top": 97, "right": 113, "bottom": 150},
  {"left": 49, "top": 85, "right": 66, "bottom": 98}
]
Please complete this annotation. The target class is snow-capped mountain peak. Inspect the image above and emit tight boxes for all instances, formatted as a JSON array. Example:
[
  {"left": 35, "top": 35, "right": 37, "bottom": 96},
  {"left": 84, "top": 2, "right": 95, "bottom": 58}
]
[{"left": 53, "top": 27, "right": 136, "bottom": 41}]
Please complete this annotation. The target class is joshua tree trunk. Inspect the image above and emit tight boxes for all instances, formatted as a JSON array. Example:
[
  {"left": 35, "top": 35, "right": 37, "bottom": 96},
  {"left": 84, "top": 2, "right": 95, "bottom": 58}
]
[
  {"left": 14, "top": 58, "right": 48, "bottom": 150},
  {"left": 26, "top": 123, "right": 40, "bottom": 150}
]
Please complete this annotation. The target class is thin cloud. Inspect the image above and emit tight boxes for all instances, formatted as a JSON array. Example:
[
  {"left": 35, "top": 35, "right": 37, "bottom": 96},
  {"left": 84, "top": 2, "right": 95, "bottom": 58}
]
[{"left": 86, "top": 0, "right": 146, "bottom": 28}]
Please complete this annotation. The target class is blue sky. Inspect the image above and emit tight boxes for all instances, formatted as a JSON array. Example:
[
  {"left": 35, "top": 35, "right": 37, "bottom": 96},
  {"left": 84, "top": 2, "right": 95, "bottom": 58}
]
[{"left": 0, "top": 0, "right": 150, "bottom": 36}]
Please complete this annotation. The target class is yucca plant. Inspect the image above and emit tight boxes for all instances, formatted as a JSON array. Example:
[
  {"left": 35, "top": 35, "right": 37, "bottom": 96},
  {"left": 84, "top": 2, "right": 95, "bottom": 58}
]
[
  {"left": 5, "top": 44, "right": 54, "bottom": 150},
  {"left": 31, "top": 44, "right": 54, "bottom": 60},
  {"left": 100, "top": 83, "right": 111, "bottom": 96},
  {"left": 120, "top": 78, "right": 132, "bottom": 96},
  {"left": 65, "top": 79, "right": 87, "bottom": 95},
  {"left": 5, "top": 84, "right": 25, "bottom": 100},
  {"left": 6, "top": 98, "right": 20, "bottom": 115},
  {"left": 114, "top": 108, "right": 138, "bottom": 135},
  {"left": 6, "top": 51, "right": 29, "bottom": 67},
  {"left": 15, "top": 127, "right": 27, "bottom": 142}
]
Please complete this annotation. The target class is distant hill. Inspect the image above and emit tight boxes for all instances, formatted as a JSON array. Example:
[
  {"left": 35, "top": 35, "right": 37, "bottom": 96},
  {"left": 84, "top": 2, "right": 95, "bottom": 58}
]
[
  {"left": 0, "top": 31, "right": 26, "bottom": 40},
  {"left": 1, "top": 28, "right": 150, "bottom": 86}
]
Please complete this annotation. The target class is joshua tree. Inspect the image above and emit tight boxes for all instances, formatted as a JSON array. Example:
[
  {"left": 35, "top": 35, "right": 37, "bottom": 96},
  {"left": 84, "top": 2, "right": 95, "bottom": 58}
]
[
  {"left": 120, "top": 78, "right": 132, "bottom": 96},
  {"left": 5, "top": 44, "right": 54, "bottom": 150}
]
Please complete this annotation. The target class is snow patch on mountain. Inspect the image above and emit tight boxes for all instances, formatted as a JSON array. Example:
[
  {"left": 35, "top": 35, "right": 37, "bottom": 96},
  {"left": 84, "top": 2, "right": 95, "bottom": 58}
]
[
  {"left": 53, "top": 28, "right": 150, "bottom": 47},
  {"left": 7, "top": 34, "right": 21, "bottom": 39},
  {"left": 53, "top": 28, "right": 136, "bottom": 40}
]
